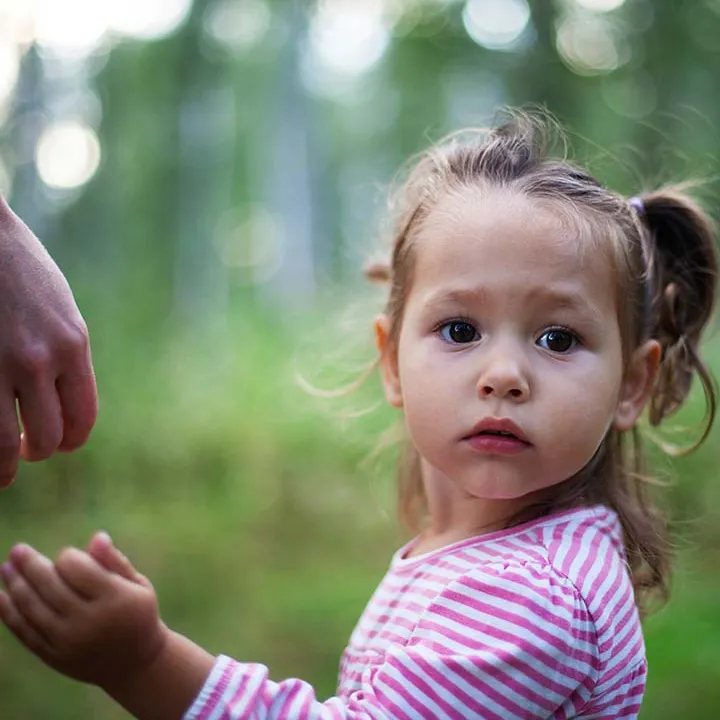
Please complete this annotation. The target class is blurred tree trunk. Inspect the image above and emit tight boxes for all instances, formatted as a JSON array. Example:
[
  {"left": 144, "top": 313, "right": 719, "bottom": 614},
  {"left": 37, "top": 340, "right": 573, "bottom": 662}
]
[
  {"left": 7, "top": 47, "right": 51, "bottom": 242},
  {"left": 261, "top": 0, "right": 317, "bottom": 308},
  {"left": 174, "top": 0, "right": 233, "bottom": 324}
]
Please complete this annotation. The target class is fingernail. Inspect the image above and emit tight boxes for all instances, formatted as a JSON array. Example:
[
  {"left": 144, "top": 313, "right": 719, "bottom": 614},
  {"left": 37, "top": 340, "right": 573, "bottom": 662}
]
[
  {"left": 97, "top": 531, "right": 112, "bottom": 545},
  {"left": 10, "top": 544, "right": 29, "bottom": 561},
  {"left": 0, "top": 562, "right": 13, "bottom": 581}
]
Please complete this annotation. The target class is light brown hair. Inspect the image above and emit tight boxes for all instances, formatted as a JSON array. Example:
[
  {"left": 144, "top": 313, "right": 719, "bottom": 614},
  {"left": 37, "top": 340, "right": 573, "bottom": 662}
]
[{"left": 366, "top": 111, "right": 718, "bottom": 615}]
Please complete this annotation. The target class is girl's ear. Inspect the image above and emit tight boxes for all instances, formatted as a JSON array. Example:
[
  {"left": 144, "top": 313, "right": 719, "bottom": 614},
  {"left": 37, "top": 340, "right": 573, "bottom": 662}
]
[
  {"left": 613, "top": 339, "right": 662, "bottom": 431},
  {"left": 374, "top": 314, "right": 403, "bottom": 408}
]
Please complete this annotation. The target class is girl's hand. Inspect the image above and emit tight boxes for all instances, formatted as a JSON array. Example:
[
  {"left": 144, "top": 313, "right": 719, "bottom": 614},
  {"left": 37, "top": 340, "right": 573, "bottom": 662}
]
[{"left": 0, "top": 534, "right": 169, "bottom": 690}]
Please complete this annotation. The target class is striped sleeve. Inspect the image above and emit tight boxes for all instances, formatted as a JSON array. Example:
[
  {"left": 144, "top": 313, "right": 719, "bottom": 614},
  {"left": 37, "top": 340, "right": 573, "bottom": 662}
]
[{"left": 183, "top": 562, "right": 600, "bottom": 720}]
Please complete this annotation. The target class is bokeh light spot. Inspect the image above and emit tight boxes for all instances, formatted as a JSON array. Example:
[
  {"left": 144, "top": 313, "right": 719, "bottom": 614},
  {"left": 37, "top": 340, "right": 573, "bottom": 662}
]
[
  {"left": 34, "top": 0, "right": 108, "bottom": 58},
  {"left": 462, "top": 0, "right": 531, "bottom": 51},
  {"left": 0, "top": 42, "right": 20, "bottom": 104},
  {"left": 574, "top": 0, "right": 626, "bottom": 12},
  {"left": 108, "top": 0, "right": 192, "bottom": 42},
  {"left": 602, "top": 71, "right": 657, "bottom": 119},
  {"left": 309, "top": 0, "right": 390, "bottom": 76},
  {"left": 556, "top": 15, "right": 626, "bottom": 75},
  {"left": 203, "top": 0, "right": 272, "bottom": 53},
  {"left": 36, "top": 121, "right": 101, "bottom": 190},
  {"left": 0, "top": 157, "right": 12, "bottom": 197},
  {"left": 213, "top": 206, "right": 283, "bottom": 284}
]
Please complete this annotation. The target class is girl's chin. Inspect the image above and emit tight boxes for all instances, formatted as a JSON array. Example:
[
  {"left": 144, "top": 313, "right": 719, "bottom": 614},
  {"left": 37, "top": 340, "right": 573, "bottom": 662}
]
[
  {"left": 462, "top": 479, "right": 561, "bottom": 503},
  {"left": 462, "top": 487, "right": 535, "bottom": 503}
]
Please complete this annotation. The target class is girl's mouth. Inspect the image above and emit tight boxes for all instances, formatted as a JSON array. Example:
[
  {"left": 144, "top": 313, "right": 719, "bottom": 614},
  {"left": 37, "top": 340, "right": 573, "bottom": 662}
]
[
  {"left": 465, "top": 418, "right": 531, "bottom": 445},
  {"left": 465, "top": 431, "right": 531, "bottom": 455}
]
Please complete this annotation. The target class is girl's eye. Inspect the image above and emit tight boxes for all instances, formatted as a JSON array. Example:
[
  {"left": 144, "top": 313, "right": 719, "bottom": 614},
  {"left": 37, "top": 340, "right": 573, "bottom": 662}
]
[
  {"left": 537, "top": 328, "right": 577, "bottom": 353},
  {"left": 439, "top": 321, "right": 479, "bottom": 344}
]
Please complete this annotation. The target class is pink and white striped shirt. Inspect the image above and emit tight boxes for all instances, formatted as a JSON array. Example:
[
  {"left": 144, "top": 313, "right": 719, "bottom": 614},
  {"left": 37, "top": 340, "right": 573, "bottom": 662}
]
[{"left": 184, "top": 505, "right": 645, "bottom": 719}]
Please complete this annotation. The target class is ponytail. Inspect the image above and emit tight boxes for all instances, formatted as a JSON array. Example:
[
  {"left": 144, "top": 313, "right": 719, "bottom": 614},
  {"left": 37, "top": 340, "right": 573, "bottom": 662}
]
[{"left": 635, "top": 187, "right": 718, "bottom": 447}]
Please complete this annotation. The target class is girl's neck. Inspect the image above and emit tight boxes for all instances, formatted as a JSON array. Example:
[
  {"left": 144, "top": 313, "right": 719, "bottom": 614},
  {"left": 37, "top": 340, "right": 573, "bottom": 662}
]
[{"left": 415, "top": 463, "right": 555, "bottom": 555}]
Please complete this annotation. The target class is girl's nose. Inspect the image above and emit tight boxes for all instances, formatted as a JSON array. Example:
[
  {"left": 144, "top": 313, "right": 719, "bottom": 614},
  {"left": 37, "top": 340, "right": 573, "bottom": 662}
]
[{"left": 476, "top": 356, "right": 530, "bottom": 401}]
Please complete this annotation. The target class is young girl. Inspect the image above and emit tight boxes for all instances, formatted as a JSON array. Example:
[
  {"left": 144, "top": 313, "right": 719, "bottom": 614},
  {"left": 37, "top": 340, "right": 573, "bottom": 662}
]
[{"left": 0, "top": 113, "right": 717, "bottom": 720}]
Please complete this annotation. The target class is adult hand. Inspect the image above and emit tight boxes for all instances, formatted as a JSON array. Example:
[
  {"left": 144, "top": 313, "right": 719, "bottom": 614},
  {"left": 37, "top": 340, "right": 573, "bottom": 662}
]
[{"left": 0, "top": 196, "right": 97, "bottom": 486}]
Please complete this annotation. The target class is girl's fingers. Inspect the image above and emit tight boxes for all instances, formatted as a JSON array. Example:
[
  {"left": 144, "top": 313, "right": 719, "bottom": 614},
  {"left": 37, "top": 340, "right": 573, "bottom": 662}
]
[
  {"left": 54, "top": 547, "right": 109, "bottom": 599},
  {"left": 0, "top": 564, "right": 57, "bottom": 643},
  {"left": 9, "top": 544, "right": 76, "bottom": 615},
  {"left": 87, "top": 532, "right": 143, "bottom": 584},
  {"left": 0, "top": 590, "right": 52, "bottom": 656}
]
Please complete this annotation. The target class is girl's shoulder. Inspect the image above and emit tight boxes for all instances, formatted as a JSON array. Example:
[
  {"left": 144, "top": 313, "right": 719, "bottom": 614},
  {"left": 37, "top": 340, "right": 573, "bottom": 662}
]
[
  {"left": 438, "top": 505, "right": 639, "bottom": 657},
  {"left": 392, "top": 504, "right": 623, "bottom": 576},
  {"left": 392, "top": 504, "right": 634, "bottom": 633},
  {"left": 484, "top": 504, "right": 633, "bottom": 617},
  {"left": 381, "top": 506, "right": 643, "bottom": 707}
]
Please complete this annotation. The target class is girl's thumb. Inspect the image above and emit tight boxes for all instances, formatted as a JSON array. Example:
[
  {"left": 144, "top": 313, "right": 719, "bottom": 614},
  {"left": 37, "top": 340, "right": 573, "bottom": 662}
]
[{"left": 88, "top": 531, "right": 144, "bottom": 585}]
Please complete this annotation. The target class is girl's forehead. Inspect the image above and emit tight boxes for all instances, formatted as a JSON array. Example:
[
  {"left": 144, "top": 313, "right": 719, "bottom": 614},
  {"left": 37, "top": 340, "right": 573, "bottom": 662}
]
[
  {"left": 416, "top": 187, "right": 602, "bottom": 272},
  {"left": 410, "top": 187, "right": 617, "bottom": 310}
]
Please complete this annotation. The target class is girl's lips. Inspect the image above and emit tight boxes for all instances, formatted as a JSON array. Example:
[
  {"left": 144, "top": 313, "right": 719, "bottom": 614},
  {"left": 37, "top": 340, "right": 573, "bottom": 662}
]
[
  {"left": 466, "top": 417, "right": 531, "bottom": 444},
  {"left": 465, "top": 433, "right": 530, "bottom": 455}
]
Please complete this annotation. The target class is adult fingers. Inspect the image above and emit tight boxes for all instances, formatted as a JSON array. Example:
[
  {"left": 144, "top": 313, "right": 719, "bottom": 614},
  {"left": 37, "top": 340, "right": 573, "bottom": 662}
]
[
  {"left": 17, "top": 372, "right": 63, "bottom": 462},
  {"left": 0, "top": 590, "right": 52, "bottom": 657},
  {"left": 0, "top": 387, "right": 20, "bottom": 487},
  {"left": 54, "top": 548, "right": 109, "bottom": 600},
  {"left": 0, "top": 563, "right": 57, "bottom": 643},
  {"left": 9, "top": 544, "right": 76, "bottom": 615},
  {"left": 56, "top": 330, "right": 98, "bottom": 452}
]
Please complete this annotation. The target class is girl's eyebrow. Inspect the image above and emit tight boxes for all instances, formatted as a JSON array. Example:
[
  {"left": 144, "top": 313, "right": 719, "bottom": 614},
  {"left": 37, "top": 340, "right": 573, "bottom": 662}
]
[
  {"left": 422, "top": 287, "right": 489, "bottom": 312},
  {"left": 422, "top": 286, "right": 606, "bottom": 325}
]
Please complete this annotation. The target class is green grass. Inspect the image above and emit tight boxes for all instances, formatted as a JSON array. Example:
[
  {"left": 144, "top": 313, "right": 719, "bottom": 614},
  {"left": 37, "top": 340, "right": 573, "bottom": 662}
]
[{"left": 0, "top": 306, "right": 718, "bottom": 718}]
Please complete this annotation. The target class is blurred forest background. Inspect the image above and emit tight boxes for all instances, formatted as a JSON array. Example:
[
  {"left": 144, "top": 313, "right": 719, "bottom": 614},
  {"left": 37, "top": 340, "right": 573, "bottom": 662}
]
[{"left": 1, "top": 0, "right": 720, "bottom": 717}]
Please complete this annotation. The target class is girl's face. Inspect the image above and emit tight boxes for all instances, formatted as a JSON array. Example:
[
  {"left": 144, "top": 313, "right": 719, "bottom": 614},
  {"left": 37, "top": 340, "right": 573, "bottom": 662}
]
[{"left": 377, "top": 187, "right": 659, "bottom": 508}]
